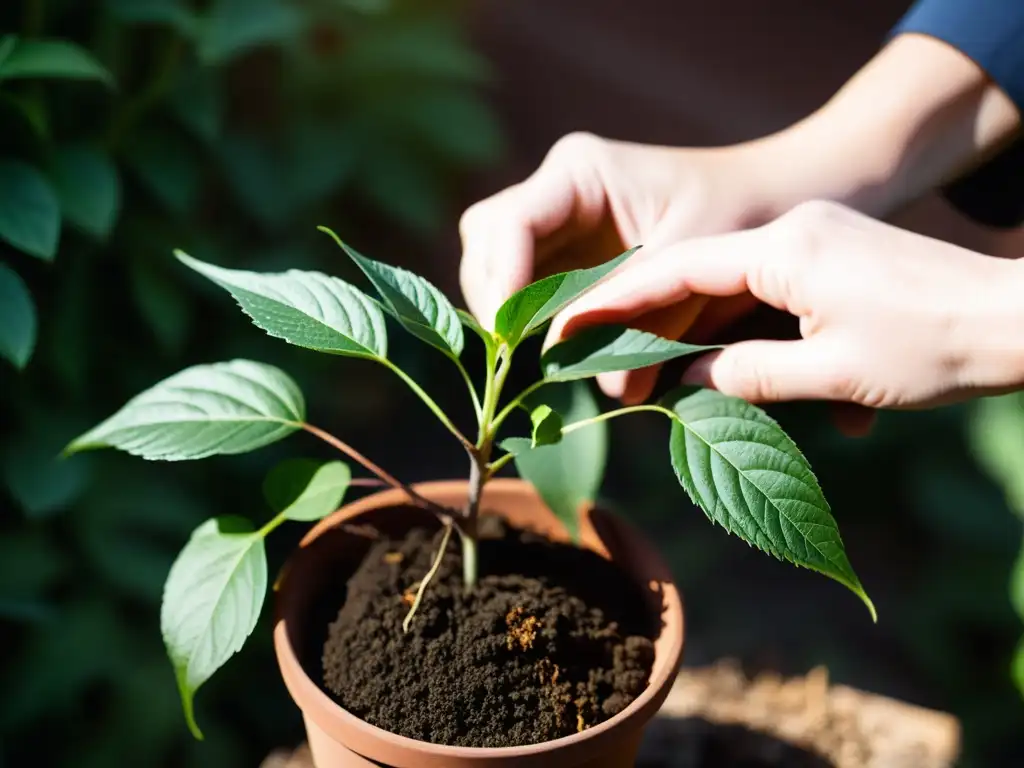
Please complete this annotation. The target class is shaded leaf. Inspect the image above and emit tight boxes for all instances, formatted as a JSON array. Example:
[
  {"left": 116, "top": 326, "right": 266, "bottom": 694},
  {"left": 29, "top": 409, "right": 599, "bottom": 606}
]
[
  {"left": 263, "top": 459, "right": 351, "bottom": 522},
  {"left": 49, "top": 145, "right": 121, "bottom": 239},
  {"left": 543, "top": 325, "right": 715, "bottom": 382},
  {"left": 66, "top": 360, "right": 305, "bottom": 461},
  {"left": 104, "top": 0, "right": 198, "bottom": 36},
  {"left": 504, "top": 382, "right": 606, "bottom": 540},
  {"left": 123, "top": 129, "right": 201, "bottom": 215},
  {"left": 665, "top": 386, "right": 874, "bottom": 620},
  {"left": 161, "top": 516, "right": 267, "bottom": 739},
  {"left": 494, "top": 247, "right": 638, "bottom": 346},
  {"left": 0, "top": 36, "right": 113, "bottom": 86},
  {"left": 320, "top": 227, "right": 463, "bottom": 357},
  {"left": 970, "top": 393, "right": 1024, "bottom": 518},
  {"left": 0, "top": 263, "right": 36, "bottom": 369},
  {"left": 457, "top": 309, "right": 496, "bottom": 352},
  {"left": 529, "top": 405, "right": 562, "bottom": 448},
  {"left": 405, "top": 88, "right": 503, "bottom": 165},
  {"left": 199, "top": 0, "right": 303, "bottom": 64},
  {"left": 0, "top": 159, "right": 61, "bottom": 260},
  {"left": 169, "top": 67, "right": 222, "bottom": 143},
  {"left": 176, "top": 252, "right": 388, "bottom": 359},
  {"left": 130, "top": 256, "right": 191, "bottom": 353}
]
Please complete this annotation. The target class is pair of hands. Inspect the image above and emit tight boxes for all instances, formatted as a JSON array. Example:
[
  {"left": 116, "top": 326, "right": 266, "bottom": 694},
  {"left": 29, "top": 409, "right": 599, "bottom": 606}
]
[{"left": 458, "top": 133, "right": 1023, "bottom": 434}]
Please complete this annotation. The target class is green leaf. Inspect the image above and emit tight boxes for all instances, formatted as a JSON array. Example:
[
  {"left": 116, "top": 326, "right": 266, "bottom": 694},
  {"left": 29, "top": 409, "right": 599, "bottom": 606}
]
[
  {"left": 0, "top": 263, "right": 36, "bottom": 369},
  {"left": 0, "top": 36, "right": 114, "bottom": 86},
  {"left": 1012, "top": 536, "right": 1024, "bottom": 621},
  {"left": 0, "top": 159, "right": 61, "bottom": 260},
  {"left": 65, "top": 360, "right": 305, "bottom": 461},
  {"left": 319, "top": 227, "right": 463, "bottom": 358},
  {"left": 49, "top": 145, "right": 121, "bottom": 240},
  {"left": 263, "top": 459, "right": 351, "bottom": 522},
  {"left": 503, "top": 382, "right": 607, "bottom": 540},
  {"left": 123, "top": 129, "right": 201, "bottom": 215},
  {"left": 104, "top": 0, "right": 199, "bottom": 36},
  {"left": 175, "top": 252, "right": 388, "bottom": 359},
  {"left": 970, "top": 393, "right": 1024, "bottom": 518},
  {"left": 542, "top": 325, "right": 715, "bottom": 382},
  {"left": 529, "top": 405, "right": 562, "bottom": 448},
  {"left": 494, "top": 247, "right": 638, "bottom": 347},
  {"left": 198, "top": 0, "right": 303, "bottom": 65},
  {"left": 161, "top": 516, "right": 267, "bottom": 739},
  {"left": 665, "top": 387, "right": 875, "bottom": 620}
]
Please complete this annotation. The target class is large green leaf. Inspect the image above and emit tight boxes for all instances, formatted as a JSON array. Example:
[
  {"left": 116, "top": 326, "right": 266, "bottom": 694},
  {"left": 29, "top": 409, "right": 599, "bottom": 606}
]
[
  {"left": 0, "top": 36, "right": 113, "bottom": 86},
  {"left": 502, "top": 382, "right": 607, "bottom": 540},
  {"left": 542, "top": 325, "right": 715, "bottom": 382},
  {"left": 319, "top": 227, "right": 463, "bottom": 358},
  {"left": 198, "top": 0, "right": 303, "bottom": 64},
  {"left": 161, "top": 516, "right": 267, "bottom": 739},
  {"left": 0, "top": 159, "right": 61, "bottom": 260},
  {"left": 665, "top": 387, "right": 874, "bottom": 620},
  {"left": 65, "top": 360, "right": 305, "bottom": 461},
  {"left": 176, "top": 252, "right": 388, "bottom": 359},
  {"left": 263, "top": 459, "right": 351, "bottom": 522},
  {"left": 494, "top": 247, "right": 638, "bottom": 346},
  {"left": 0, "top": 263, "right": 36, "bottom": 369},
  {"left": 49, "top": 145, "right": 121, "bottom": 240}
]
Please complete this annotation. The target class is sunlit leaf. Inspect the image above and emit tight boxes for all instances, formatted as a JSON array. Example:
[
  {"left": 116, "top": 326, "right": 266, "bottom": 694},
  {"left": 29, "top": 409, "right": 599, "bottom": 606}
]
[
  {"left": 665, "top": 386, "right": 875, "bottom": 620},
  {"left": 263, "top": 459, "right": 351, "bottom": 522},
  {"left": 161, "top": 516, "right": 267, "bottom": 739},
  {"left": 320, "top": 227, "right": 463, "bottom": 358},
  {"left": 176, "top": 252, "right": 388, "bottom": 359},
  {"left": 494, "top": 247, "right": 638, "bottom": 347},
  {"left": 66, "top": 360, "right": 305, "bottom": 461},
  {"left": 542, "top": 325, "right": 714, "bottom": 382}
]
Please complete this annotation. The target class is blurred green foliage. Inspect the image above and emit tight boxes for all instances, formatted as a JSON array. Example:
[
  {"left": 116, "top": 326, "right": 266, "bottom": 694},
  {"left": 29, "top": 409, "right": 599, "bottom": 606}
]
[{"left": 0, "top": 1, "right": 500, "bottom": 765}]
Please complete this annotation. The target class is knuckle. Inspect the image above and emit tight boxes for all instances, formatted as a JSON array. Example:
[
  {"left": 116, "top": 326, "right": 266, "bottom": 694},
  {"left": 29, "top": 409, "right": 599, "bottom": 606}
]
[
  {"left": 458, "top": 200, "right": 489, "bottom": 239},
  {"left": 547, "top": 131, "right": 605, "bottom": 166}
]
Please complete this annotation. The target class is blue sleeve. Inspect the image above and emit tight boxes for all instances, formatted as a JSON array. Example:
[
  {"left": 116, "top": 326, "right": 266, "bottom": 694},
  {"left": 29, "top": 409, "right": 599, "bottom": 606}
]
[{"left": 892, "top": 0, "right": 1024, "bottom": 228}]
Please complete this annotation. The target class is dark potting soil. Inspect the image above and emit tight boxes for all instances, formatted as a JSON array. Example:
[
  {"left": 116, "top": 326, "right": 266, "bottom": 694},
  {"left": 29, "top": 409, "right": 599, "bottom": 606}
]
[{"left": 320, "top": 514, "right": 658, "bottom": 748}]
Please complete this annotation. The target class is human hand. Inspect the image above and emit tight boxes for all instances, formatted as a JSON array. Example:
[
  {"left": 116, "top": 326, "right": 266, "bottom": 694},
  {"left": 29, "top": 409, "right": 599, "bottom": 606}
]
[
  {"left": 458, "top": 132, "right": 773, "bottom": 399},
  {"left": 549, "top": 201, "right": 1024, "bottom": 415}
]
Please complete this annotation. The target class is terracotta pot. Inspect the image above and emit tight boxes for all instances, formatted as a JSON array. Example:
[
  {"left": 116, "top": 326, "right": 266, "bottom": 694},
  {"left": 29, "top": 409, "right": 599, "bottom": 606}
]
[{"left": 273, "top": 478, "right": 685, "bottom": 767}]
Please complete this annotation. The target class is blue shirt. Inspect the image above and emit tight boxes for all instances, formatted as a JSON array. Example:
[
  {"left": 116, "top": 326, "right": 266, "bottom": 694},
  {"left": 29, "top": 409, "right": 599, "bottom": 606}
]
[{"left": 892, "top": 0, "right": 1024, "bottom": 227}]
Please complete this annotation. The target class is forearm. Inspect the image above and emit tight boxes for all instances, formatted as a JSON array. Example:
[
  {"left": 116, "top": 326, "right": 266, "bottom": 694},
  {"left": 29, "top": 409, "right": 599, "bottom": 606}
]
[{"left": 742, "top": 33, "right": 1021, "bottom": 220}]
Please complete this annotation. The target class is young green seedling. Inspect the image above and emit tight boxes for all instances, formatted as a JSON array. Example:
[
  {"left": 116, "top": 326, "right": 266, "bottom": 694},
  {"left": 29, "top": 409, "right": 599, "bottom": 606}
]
[{"left": 65, "top": 228, "right": 874, "bottom": 740}]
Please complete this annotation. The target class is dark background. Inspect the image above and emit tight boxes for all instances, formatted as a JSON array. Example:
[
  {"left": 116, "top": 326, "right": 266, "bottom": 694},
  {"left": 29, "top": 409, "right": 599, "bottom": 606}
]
[{"left": 1, "top": 1, "right": 1022, "bottom": 766}]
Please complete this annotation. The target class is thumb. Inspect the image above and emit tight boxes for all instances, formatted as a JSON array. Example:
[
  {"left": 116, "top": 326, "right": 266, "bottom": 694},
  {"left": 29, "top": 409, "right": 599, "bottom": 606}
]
[{"left": 681, "top": 339, "right": 838, "bottom": 403}]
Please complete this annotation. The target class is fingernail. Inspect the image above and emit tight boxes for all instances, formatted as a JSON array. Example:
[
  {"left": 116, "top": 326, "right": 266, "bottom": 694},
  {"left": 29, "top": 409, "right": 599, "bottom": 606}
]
[{"left": 681, "top": 354, "right": 713, "bottom": 387}]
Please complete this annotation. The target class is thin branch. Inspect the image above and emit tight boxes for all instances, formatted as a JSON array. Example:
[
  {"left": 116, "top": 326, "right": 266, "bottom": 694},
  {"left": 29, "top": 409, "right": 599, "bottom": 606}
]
[
  {"left": 302, "top": 423, "right": 458, "bottom": 521},
  {"left": 486, "top": 451, "right": 516, "bottom": 478},
  {"left": 402, "top": 520, "right": 453, "bottom": 633},
  {"left": 453, "top": 356, "right": 483, "bottom": 422},
  {"left": 490, "top": 379, "right": 548, "bottom": 433},
  {"left": 561, "top": 404, "right": 676, "bottom": 435},
  {"left": 380, "top": 359, "right": 477, "bottom": 455}
]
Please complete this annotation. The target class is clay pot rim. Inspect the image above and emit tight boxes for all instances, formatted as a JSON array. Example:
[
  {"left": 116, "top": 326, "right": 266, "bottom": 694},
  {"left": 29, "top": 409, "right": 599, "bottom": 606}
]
[{"left": 273, "top": 477, "right": 684, "bottom": 759}]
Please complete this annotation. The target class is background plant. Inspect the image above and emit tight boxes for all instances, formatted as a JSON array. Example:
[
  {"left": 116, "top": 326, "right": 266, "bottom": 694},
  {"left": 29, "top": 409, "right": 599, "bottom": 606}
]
[
  {"left": 66, "top": 235, "right": 875, "bottom": 739},
  {"left": 0, "top": 1, "right": 500, "bottom": 766}
]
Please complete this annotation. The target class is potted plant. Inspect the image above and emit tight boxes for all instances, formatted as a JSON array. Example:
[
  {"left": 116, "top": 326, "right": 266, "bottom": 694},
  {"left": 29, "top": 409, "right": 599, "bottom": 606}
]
[{"left": 65, "top": 229, "right": 875, "bottom": 767}]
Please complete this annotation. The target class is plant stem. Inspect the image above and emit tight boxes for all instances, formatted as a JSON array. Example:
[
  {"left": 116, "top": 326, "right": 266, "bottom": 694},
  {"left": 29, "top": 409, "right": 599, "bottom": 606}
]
[
  {"left": 302, "top": 423, "right": 456, "bottom": 520},
  {"left": 402, "top": 520, "right": 453, "bottom": 633},
  {"left": 380, "top": 359, "right": 476, "bottom": 455},
  {"left": 453, "top": 356, "right": 483, "bottom": 421},
  {"left": 490, "top": 379, "right": 548, "bottom": 432},
  {"left": 561, "top": 404, "right": 676, "bottom": 435},
  {"left": 256, "top": 512, "right": 288, "bottom": 539},
  {"left": 486, "top": 450, "right": 516, "bottom": 478}
]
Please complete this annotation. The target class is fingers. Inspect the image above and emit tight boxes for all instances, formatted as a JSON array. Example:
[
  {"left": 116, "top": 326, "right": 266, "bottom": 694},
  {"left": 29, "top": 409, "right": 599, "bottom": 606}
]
[
  {"left": 681, "top": 339, "right": 843, "bottom": 403},
  {"left": 459, "top": 135, "right": 606, "bottom": 328}
]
